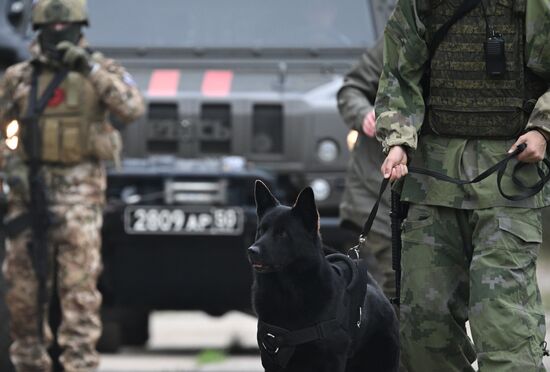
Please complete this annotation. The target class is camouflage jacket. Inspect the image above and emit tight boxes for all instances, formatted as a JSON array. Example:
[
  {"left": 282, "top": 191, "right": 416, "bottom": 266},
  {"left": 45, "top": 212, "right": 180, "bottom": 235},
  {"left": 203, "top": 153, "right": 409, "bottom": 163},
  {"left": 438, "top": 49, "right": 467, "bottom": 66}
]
[
  {"left": 337, "top": 39, "right": 391, "bottom": 236},
  {"left": 0, "top": 39, "right": 144, "bottom": 206},
  {"left": 375, "top": 0, "right": 550, "bottom": 209}
]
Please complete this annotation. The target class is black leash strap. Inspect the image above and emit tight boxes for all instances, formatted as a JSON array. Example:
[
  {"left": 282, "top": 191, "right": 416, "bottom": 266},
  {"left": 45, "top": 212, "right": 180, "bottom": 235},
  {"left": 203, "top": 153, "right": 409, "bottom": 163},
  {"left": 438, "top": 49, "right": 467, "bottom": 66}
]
[
  {"left": 408, "top": 143, "right": 550, "bottom": 201},
  {"left": 360, "top": 142, "right": 549, "bottom": 239}
]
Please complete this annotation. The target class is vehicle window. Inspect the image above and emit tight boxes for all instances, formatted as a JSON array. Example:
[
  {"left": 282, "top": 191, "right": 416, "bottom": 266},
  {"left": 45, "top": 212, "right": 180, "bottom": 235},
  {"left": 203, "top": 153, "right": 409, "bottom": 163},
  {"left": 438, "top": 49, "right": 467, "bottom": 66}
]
[{"left": 86, "top": 0, "right": 376, "bottom": 49}]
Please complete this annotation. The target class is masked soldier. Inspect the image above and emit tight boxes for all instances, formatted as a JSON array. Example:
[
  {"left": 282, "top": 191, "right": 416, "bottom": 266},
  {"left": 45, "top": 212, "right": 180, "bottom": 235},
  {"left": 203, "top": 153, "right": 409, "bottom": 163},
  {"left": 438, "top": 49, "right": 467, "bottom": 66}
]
[
  {"left": 337, "top": 39, "right": 396, "bottom": 298},
  {"left": 376, "top": 0, "right": 550, "bottom": 370},
  {"left": 0, "top": 0, "right": 144, "bottom": 370}
]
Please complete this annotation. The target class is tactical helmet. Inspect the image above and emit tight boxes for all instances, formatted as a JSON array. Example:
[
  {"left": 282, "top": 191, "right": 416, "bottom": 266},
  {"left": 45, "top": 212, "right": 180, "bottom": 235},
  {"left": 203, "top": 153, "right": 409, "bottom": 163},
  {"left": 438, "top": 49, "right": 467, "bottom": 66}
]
[{"left": 32, "top": 0, "right": 88, "bottom": 30}]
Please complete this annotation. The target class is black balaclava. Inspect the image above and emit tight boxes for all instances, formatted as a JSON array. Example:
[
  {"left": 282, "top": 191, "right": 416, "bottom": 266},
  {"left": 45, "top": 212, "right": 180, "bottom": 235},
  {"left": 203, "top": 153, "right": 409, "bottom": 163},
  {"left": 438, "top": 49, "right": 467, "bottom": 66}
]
[{"left": 38, "top": 23, "right": 82, "bottom": 61}]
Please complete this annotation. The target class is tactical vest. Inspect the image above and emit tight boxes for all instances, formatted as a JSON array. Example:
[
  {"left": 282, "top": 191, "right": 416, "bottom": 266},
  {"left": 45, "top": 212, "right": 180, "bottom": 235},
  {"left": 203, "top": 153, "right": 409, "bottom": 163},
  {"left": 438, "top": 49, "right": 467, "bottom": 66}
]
[
  {"left": 18, "top": 68, "right": 122, "bottom": 164},
  {"left": 420, "top": 0, "right": 547, "bottom": 138}
]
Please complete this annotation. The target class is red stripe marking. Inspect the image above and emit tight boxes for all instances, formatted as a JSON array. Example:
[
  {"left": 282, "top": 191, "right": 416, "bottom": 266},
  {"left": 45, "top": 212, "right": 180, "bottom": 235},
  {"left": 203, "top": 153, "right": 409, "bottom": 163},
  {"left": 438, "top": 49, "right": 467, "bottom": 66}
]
[
  {"left": 148, "top": 70, "right": 180, "bottom": 97},
  {"left": 201, "top": 70, "right": 233, "bottom": 97}
]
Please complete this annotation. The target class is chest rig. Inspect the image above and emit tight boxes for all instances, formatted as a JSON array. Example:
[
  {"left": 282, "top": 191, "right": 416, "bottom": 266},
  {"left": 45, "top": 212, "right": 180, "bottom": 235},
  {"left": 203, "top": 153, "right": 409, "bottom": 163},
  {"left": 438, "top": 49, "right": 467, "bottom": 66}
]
[
  {"left": 18, "top": 62, "right": 119, "bottom": 165},
  {"left": 420, "top": 0, "right": 546, "bottom": 139}
]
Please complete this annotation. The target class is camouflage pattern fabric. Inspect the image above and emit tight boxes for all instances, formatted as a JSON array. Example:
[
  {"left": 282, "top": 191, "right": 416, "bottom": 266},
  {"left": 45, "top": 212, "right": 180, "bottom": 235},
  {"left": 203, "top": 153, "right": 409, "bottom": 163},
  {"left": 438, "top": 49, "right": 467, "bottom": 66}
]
[
  {"left": 375, "top": 0, "right": 550, "bottom": 209},
  {"left": 32, "top": 0, "right": 89, "bottom": 28},
  {"left": 424, "top": 0, "right": 546, "bottom": 139},
  {"left": 2, "top": 204, "right": 103, "bottom": 371},
  {"left": 0, "top": 38, "right": 143, "bottom": 370},
  {"left": 375, "top": 0, "right": 550, "bottom": 370},
  {"left": 401, "top": 204, "right": 545, "bottom": 371}
]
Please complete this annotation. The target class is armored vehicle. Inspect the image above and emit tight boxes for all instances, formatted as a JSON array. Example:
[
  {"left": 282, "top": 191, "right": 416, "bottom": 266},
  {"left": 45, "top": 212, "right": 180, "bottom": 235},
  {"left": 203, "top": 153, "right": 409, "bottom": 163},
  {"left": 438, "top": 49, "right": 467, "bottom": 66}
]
[
  {"left": 87, "top": 0, "right": 393, "bottom": 349},
  {"left": 0, "top": 0, "right": 396, "bottom": 358}
]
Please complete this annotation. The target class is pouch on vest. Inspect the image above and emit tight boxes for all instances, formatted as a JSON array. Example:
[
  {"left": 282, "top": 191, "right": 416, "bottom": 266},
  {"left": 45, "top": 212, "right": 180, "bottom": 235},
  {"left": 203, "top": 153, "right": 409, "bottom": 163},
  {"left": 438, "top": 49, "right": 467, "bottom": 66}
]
[{"left": 88, "top": 122, "right": 123, "bottom": 166}]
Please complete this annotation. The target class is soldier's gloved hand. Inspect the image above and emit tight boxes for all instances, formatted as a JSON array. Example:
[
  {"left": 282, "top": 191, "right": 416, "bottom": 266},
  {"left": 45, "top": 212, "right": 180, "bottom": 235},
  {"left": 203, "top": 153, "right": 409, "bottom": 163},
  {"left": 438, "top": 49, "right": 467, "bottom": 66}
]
[{"left": 57, "top": 41, "right": 93, "bottom": 75}]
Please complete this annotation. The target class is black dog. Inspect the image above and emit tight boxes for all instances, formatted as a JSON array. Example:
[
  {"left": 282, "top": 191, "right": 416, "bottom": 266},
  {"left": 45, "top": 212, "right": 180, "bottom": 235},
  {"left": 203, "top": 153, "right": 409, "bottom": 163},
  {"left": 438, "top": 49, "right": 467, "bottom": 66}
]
[{"left": 248, "top": 181, "right": 399, "bottom": 372}]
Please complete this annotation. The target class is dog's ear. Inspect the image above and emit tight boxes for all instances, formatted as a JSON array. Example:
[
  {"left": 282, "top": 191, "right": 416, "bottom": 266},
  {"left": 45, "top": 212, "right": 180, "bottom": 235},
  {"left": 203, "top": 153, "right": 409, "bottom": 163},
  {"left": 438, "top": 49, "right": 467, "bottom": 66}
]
[
  {"left": 255, "top": 180, "right": 279, "bottom": 219},
  {"left": 292, "top": 187, "right": 319, "bottom": 233}
]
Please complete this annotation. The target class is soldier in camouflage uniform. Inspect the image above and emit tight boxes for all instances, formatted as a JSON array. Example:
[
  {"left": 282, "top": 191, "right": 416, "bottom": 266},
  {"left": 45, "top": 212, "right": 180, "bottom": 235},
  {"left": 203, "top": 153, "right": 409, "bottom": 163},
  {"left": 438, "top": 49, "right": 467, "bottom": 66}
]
[
  {"left": 376, "top": 0, "right": 550, "bottom": 370},
  {"left": 0, "top": 0, "right": 144, "bottom": 370},
  {"left": 337, "top": 39, "right": 396, "bottom": 298}
]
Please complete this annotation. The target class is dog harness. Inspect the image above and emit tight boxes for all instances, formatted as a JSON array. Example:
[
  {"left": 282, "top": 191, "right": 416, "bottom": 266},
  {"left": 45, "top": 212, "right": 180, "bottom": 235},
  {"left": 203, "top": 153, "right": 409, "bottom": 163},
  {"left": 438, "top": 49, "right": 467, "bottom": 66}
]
[{"left": 257, "top": 254, "right": 368, "bottom": 369}]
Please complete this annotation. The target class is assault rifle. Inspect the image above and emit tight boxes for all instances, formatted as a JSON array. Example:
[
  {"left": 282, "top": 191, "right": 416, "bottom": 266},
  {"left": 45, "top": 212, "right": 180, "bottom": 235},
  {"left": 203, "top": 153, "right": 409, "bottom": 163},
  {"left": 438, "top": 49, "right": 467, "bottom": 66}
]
[
  {"left": 390, "top": 189, "right": 407, "bottom": 306},
  {"left": 19, "top": 65, "right": 68, "bottom": 339}
]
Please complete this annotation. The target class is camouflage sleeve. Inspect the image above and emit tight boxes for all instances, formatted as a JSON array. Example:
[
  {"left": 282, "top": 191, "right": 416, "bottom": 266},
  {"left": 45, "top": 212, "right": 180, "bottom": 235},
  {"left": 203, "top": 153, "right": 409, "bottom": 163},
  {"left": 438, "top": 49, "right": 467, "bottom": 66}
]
[
  {"left": 337, "top": 38, "right": 384, "bottom": 131},
  {"left": 88, "top": 54, "right": 145, "bottom": 124},
  {"left": 374, "top": 0, "right": 428, "bottom": 154},
  {"left": 525, "top": 0, "right": 550, "bottom": 137},
  {"left": 0, "top": 62, "right": 30, "bottom": 138}
]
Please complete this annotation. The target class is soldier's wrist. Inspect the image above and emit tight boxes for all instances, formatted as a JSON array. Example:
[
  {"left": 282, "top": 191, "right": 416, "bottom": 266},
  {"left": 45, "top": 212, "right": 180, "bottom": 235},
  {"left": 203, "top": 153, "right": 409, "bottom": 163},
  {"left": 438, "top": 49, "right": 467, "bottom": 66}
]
[{"left": 530, "top": 128, "right": 550, "bottom": 142}]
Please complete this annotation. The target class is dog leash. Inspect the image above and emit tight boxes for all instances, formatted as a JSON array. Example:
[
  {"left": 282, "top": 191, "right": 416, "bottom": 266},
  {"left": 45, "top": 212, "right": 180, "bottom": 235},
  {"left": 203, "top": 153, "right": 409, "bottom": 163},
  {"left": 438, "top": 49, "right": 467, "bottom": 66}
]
[{"left": 357, "top": 143, "right": 550, "bottom": 304}]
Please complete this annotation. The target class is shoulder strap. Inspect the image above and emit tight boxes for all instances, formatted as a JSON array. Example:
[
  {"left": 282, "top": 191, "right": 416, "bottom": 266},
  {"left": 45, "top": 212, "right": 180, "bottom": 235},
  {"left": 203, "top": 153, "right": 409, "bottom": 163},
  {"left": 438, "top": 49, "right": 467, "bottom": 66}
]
[{"left": 427, "top": 0, "right": 482, "bottom": 61}]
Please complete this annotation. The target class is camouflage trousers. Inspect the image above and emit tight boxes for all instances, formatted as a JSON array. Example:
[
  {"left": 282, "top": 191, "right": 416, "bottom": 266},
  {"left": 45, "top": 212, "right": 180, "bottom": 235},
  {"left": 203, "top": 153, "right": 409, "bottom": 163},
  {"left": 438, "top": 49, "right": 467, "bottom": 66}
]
[
  {"left": 400, "top": 204, "right": 546, "bottom": 371},
  {"left": 2, "top": 203, "right": 103, "bottom": 372}
]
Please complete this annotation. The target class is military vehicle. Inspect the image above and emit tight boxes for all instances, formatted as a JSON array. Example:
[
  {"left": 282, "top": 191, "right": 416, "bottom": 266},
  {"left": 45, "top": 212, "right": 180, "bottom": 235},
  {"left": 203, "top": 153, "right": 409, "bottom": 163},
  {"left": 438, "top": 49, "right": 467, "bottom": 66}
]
[{"left": 0, "top": 0, "right": 396, "bottom": 360}]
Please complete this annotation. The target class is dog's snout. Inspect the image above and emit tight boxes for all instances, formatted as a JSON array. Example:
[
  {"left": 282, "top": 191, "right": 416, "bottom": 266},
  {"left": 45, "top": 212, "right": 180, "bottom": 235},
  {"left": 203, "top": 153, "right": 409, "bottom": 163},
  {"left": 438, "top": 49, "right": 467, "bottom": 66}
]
[{"left": 248, "top": 245, "right": 261, "bottom": 257}]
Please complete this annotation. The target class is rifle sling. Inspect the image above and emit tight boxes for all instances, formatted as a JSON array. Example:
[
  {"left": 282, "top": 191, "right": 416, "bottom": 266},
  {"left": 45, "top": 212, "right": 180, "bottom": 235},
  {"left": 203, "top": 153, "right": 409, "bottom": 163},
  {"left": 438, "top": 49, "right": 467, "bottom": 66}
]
[{"left": 29, "top": 65, "right": 70, "bottom": 118}]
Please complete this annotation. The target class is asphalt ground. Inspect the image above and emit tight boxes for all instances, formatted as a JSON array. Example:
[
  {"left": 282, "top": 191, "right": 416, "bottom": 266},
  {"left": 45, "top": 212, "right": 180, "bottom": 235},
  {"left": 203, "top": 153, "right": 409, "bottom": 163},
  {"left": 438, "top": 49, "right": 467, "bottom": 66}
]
[{"left": 98, "top": 311, "right": 262, "bottom": 372}]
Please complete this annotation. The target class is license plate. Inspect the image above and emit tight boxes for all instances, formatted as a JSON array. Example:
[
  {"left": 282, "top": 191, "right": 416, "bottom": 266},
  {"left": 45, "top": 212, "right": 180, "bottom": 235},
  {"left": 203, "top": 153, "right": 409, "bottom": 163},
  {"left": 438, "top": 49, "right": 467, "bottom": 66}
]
[{"left": 124, "top": 206, "right": 244, "bottom": 236}]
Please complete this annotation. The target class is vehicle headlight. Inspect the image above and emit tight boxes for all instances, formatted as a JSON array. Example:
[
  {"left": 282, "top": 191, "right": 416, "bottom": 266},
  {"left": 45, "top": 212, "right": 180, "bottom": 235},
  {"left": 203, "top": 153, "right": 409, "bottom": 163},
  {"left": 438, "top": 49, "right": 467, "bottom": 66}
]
[
  {"left": 310, "top": 178, "right": 331, "bottom": 201},
  {"left": 5, "top": 120, "right": 19, "bottom": 150},
  {"left": 316, "top": 139, "right": 339, "bottom": 163}
]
